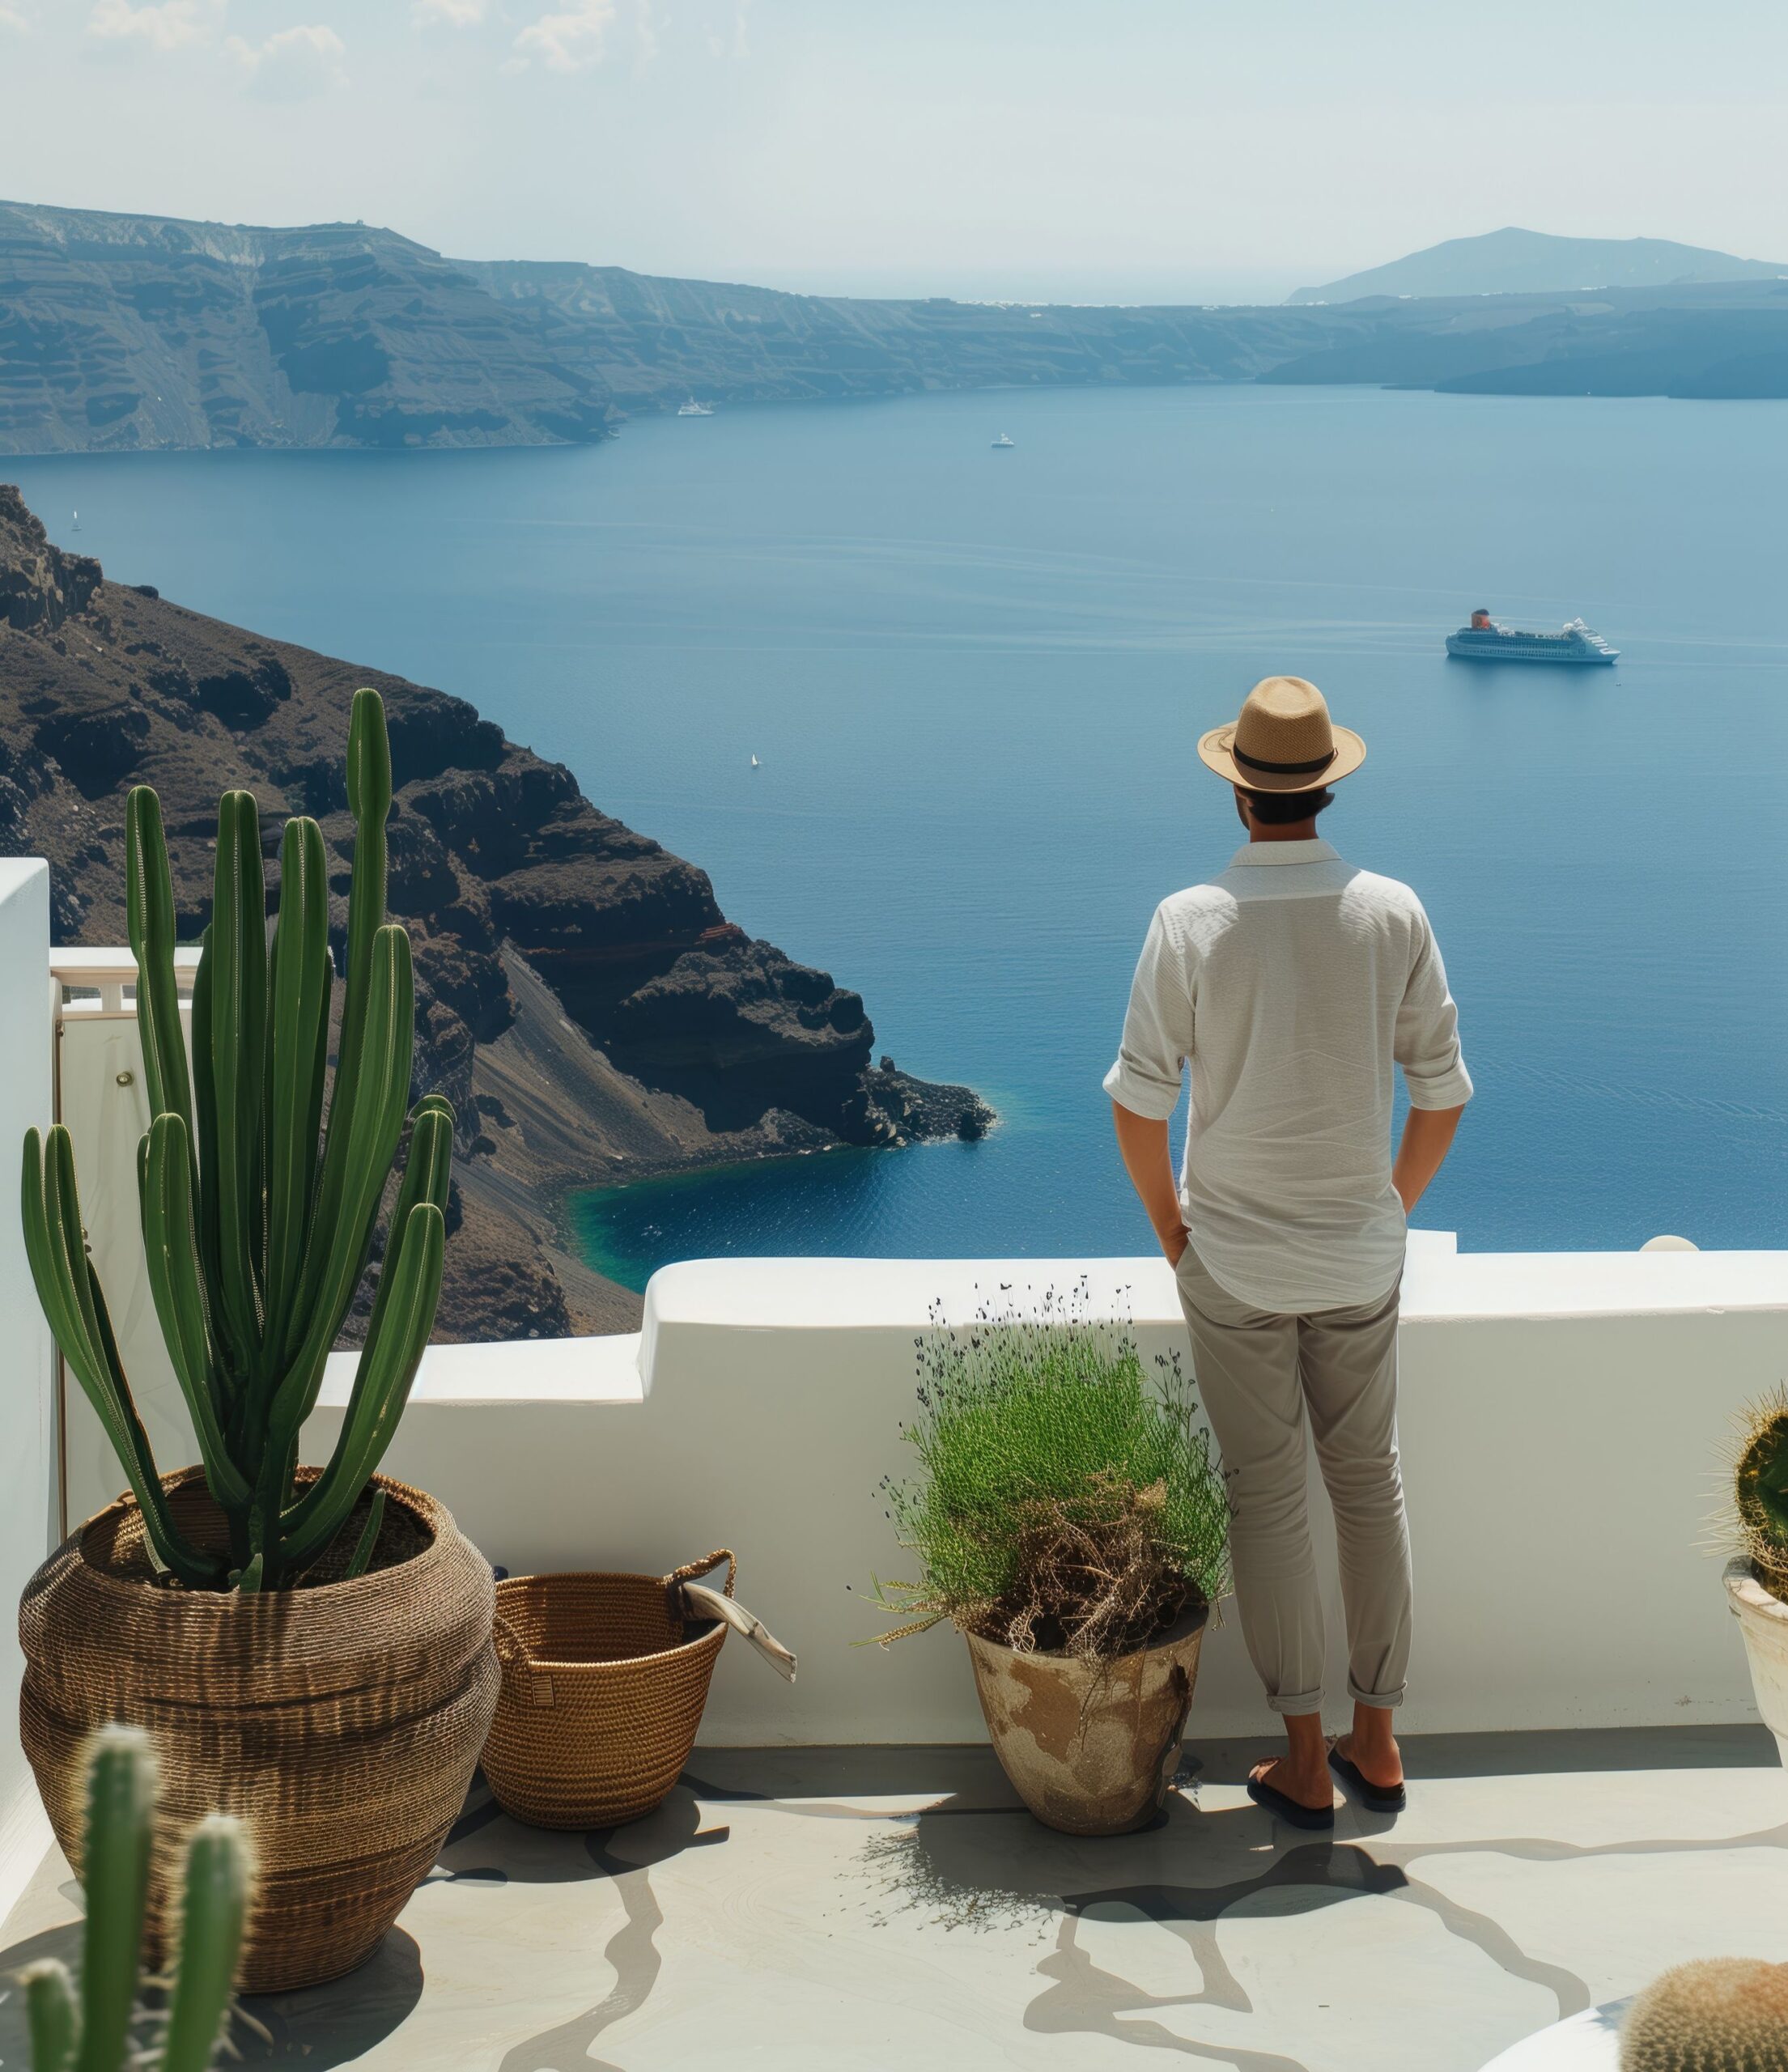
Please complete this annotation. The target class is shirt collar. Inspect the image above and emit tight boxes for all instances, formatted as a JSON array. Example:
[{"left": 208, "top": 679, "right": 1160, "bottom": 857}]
[{"left": 1227, "top": 838, "right": 1341, "bottom": 868}]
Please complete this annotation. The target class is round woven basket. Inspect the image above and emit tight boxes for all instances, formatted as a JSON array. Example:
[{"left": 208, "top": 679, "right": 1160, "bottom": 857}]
[
  {"left": 19, "top": 1467, "right": 498, "bottom": 1993},
  {"left": 482, "top": 1552, "right": 734, "bottom": 1829}
]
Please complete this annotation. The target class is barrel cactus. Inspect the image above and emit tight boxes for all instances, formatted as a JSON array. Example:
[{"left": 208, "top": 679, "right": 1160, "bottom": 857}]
[
  {"left": 1735, "top": 1390, "right": 1788, "bottom": 1601},
  {"left": 20, "top": 687, "right": 452, "bottom": 1591},
  {"left": 19, "top": 1725, "right": 251, "bottom": 2072},
  {"left": 1620, "top": 1957, "right": 1788, "bottom": 2070}
]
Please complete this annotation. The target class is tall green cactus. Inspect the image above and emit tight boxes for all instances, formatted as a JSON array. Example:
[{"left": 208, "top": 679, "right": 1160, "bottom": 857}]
[
  {"left": 20, "top": 689, "right": 451, "bottom": 1591},
  {"left": 1735, "top": 1389, "right": 1788, "bottom": 1599},
  {"left": 19, "top": 1726, "right": 251, "bottom": 2072}
]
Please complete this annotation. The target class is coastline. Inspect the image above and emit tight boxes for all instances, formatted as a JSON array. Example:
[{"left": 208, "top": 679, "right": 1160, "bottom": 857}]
[{"left": 0, "top": 483, "right": 995, "bottom": 1341}]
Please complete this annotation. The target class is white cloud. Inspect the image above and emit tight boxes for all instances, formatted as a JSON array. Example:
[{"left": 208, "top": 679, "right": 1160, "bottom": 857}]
[
  {"left": 512, "top": 0, "right": 614, "bottom": 73},
  {"left": 226, "top": 21, "right": 346, "bottom": 100},
  {"left": 411, "top": 0, "right": 485, "bottom": 23},
  {"left": 85, "top": 0, "right": 222, "bottom": 49},
  {"left": 0, "top": 2, "right": 34, "bottom": 34},
  {"left": 703, "top": 0, "right": 748, "bottom": 62},
  {"left": 630, "top": 0, "right": 657, "bottom": 68}
]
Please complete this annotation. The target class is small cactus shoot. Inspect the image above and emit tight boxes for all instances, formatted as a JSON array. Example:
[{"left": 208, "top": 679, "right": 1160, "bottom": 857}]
[{"left": 19, "top": 1726, "right": 251, "bottom": 2072}]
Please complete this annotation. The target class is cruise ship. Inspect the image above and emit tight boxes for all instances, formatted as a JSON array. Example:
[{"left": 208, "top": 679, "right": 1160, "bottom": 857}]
[
  {"left": 1446, "top": 609, "right": 1618, "bottom": 665},
  {"left": 677, "top": 397, "right": 715, "bottom": 418}
]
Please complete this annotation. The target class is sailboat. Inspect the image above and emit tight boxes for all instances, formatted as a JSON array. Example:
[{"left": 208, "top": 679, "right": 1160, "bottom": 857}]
[
  {"left": 70, "top": 510, "right": 80, "bottom": 533},
  {"left": 750, "top": 754, "right": 761, "bottom": 769}
]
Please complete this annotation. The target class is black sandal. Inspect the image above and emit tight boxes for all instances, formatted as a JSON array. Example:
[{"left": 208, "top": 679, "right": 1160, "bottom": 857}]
[
  {"left": 1327, "top": 1746, "right": 1407, "bottom": 1814},
  {"left": 1246, "top": 1773, "right": 1336, "bottom": 1831}
]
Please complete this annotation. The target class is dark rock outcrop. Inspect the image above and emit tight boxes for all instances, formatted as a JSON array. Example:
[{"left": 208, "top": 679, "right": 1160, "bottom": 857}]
[
  {"left": 0, "top": 489, "right": 992, "bottom": 1337},
  {"left": 0, "top": 486, "right": 101, "bottom": 626}
]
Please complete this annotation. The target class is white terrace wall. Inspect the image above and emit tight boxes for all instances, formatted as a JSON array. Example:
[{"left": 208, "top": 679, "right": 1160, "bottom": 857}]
[
  {"left": 43, "top": 940, "right": 1788, "bottom": 1749},
  {"left": 0, "top": 864, "right": 57, "bottom": 1917},
  {"left": 312, "top": 1246, "right": 1788, "bottom": 1748}
]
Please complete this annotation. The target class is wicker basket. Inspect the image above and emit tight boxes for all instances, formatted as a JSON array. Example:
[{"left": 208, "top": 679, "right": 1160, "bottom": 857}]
[
  {"left": 19, "top": 1467, "right": 498, "bottom": 1993},
  {"left": 483, "top": 1551, "right": 741, "bottom": 1829}
]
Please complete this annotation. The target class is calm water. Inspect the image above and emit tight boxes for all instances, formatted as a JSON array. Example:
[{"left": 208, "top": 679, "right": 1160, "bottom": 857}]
[{"left": 14, "top": 384, "right": 1787, "bottom": 1285}]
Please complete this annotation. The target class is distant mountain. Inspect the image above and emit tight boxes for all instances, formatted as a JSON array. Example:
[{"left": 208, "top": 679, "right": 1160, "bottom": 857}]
[
  {"left": 1289, "top": 227, "right": 1788, "bottom": 304},
  {"left": 2, "top": 200, "right": 1786, "bottom": 454},
  {"left": 458, "top": 258, "right": 1329, "bottom": 414},
  {"left": 0, "top": 200, "right": 615, "bottom": 453},
  {"left": 1258, "top": 280, "right": 1788, "bottom": 399}
]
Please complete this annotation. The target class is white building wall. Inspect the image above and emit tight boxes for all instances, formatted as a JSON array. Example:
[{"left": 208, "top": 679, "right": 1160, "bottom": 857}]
[
  {"left": 313, "top": 1246, "right": 1788, "bottom": 1748},
  {"left": 53, "top": 950, "right": 202, "bottom": 1531},
  {"left": 0, "top": 864, "right": 57, "bottom": 1917}
]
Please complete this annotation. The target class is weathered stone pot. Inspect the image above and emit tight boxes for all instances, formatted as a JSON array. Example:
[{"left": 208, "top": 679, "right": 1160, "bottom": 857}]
[
  {"left": 19, "top": 1468, "right": 499, "bottom": 1993},
  {"left": 1725, "top": 1556, "right": 1788, "bottom": 1768},
  {"left": 964, "top": 1602, "right": 1209, "bottom": 1836}
]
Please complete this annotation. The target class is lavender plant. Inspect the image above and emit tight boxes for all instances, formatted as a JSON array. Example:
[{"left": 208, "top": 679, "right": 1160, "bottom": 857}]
[{"left": 866, "top": 1281, "right": 1230, "bottom": 1659}]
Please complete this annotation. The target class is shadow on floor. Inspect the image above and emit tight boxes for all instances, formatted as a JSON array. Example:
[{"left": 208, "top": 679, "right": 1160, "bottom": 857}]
[
  {"left": 0, "top": 1921, "right": 423, "bottom": 2070},
  {"left": 681, "top": 1722, "right": 1779, "bottom": 1802}
]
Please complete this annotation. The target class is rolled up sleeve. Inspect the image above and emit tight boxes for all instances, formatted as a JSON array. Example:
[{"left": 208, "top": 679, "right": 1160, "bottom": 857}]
[
  {"left": 1396, "top": 911, "right": 1474, "bottom": 1110},
  {"left": 1103, "top": 904, "right": 1192, "bottom": 1120}
]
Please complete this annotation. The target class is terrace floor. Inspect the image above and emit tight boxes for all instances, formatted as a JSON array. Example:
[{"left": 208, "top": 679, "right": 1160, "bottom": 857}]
[{"left": 2, "top": 1727, "right": 1782, "bottom": 2071}]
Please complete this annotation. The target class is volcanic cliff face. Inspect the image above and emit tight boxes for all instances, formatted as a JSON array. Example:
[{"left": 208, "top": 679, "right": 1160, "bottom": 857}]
[
  {"left": 0, "top": 203, "right": 616, "bottom": 454},
  {"left": 9, "top": 197, "right": 1788, "bottom": 452},
  {"left": 0, "top": 486, "right": 991, "bottom": 1338}
]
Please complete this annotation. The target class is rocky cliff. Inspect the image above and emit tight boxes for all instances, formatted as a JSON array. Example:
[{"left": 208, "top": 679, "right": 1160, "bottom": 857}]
[
  {"left": 460, "top": 259, "right": 1337, "bottom": 413},
  {"left": 0, "top": 486, "right": 991, "bottom": 1338},
  {"left": 0, "top": 202, "right": 615, "bottom": 453},
  {"left": 10, "top": 197, "right": 1782, "bottom": 455}
]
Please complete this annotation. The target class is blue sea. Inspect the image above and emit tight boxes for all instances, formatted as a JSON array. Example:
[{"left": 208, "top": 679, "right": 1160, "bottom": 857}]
[{"left": 13, "top": 383, "right": 1787, "bottom": 1287}]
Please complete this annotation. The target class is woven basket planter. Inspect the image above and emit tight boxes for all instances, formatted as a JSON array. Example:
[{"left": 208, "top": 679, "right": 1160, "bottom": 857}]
[
  {"left": 483, "top": 1552, "right": 740, "bottom": 1829},
  {"left": 19, "top": 1467, "right": 498, "bottom": 1993}
]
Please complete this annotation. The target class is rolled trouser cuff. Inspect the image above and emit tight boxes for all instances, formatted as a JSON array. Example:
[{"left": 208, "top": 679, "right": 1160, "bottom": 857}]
[
  {"left": 1267, "top": 1689, "right": 1325, "bottom": 1717},
  {"left": 1348, "top": 1677, "right": 1406, "bottom": 1709}
]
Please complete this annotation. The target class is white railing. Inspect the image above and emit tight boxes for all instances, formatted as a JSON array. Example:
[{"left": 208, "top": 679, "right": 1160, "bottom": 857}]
[
  {"left": 52, "top": 947, "right": 201, "bottom": 1530},
  {"left": 0, "top": 865, "right": 57, "bottom": 1918}
]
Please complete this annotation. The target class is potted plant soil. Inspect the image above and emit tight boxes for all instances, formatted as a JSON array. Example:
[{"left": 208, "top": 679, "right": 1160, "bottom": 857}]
[
  {"left": 866, "top": 1285, "right": 1230, "bottom": 1836},
  {"left": 1723, "top": 1390, "right": 1788, "bottom": 1768},
  {"left": 17, "top": 690, "right": 499, "bottom": 1991}
]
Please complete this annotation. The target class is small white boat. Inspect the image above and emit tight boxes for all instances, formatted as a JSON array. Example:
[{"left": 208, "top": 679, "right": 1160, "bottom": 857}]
[
  {"left": 991, "top": 433, "right": 1014, "bottom": 449},
  {"left": 677, "top": 397, "right": 715, "bottom": 418},
  {"left": 750, "top": 754, "right": 761, "bottom": 768},
  {"left": 70, "top": 509, "right": 80, "bottom": 532}
]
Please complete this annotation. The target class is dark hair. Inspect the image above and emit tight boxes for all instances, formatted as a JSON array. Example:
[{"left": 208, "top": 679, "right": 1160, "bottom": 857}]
[{"left": 1243, "top": 785, "right": 1334, "bottom": 826}]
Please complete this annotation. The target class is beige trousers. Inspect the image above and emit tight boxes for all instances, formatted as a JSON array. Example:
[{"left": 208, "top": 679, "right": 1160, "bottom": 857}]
[{"left": 1174, "top": 1248, "right": 1412, "bottom": 1717}]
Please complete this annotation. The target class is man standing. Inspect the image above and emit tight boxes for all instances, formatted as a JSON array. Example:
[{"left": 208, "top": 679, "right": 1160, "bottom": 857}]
[{"left": 1105, "top": 676, "right": 1471, "bottom": 1828}]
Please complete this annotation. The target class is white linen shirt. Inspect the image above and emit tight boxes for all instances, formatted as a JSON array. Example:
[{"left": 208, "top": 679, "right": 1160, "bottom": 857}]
[{"left": 1104, "top": 839, "right": 1472, "bottom": 1313}]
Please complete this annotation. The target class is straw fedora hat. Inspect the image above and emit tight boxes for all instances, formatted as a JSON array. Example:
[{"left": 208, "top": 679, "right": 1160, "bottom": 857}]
[{"left": 1197, "top": 676, "right": 1366, "bottom": 793}]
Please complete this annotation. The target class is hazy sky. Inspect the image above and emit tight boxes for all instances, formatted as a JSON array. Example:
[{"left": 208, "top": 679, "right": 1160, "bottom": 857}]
[{"left": 2, "top": 0, "right": 1784, "bottom": 302}]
